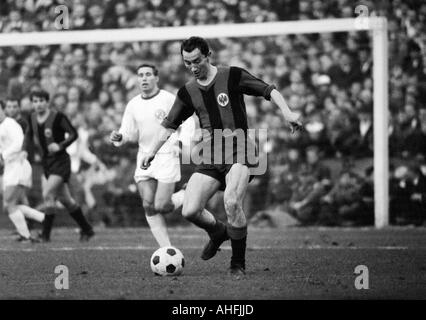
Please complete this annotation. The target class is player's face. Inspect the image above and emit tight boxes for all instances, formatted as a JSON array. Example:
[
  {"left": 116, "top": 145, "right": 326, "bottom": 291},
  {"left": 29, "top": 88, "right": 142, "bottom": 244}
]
[
  {"left": 32, "top": 96, "right": 49, "bottom": 115},
  {"left": 5, "top": 100, "right": 20, "bottom": 119},
  {"left": 182, "top": 48, "right": 209, "bottom": 80},
  {"left": 137, "top": 66, "right": 159, "bottom": 93}
]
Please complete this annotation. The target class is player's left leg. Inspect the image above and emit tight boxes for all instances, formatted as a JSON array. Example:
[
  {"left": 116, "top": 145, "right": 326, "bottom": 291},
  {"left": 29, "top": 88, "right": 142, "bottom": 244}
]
[
  {"left": 152, "top": 181, "right": 177, "bottom": 247},
  {"left": 57, "top": 182, "right": 94, "bottom": 241},
  {"left": 223, "top": 163, "right": 250, "bottom": 276},
  {"left": 16, "top": 186, "right": 45, "bottom": 224},
  {"left": 3, "top": 185, "right": 32, "bottom": 241}
]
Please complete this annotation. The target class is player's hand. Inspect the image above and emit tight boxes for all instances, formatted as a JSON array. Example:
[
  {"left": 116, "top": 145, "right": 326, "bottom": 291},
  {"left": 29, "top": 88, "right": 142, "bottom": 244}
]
[
  {"left": 140, "top": 153, "right": 155, "bottom": 170},
  {"left": 287, "top": 112, "right": 303, "bottom": 133},
  {"left": 110, "top": 131, "right": 123, "bottom": 143},
  {"left": 47, "top": 143, "right": 61, "bottom": 154}
]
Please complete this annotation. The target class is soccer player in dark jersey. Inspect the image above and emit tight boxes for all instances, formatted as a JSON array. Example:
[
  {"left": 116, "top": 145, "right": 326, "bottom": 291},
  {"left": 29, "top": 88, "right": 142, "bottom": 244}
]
[
  {"left": 140, "top": 37, "right": 302, "bottom": 276},
  {"left": 24, "top": 90, "right": 94, "bottom": 242}
]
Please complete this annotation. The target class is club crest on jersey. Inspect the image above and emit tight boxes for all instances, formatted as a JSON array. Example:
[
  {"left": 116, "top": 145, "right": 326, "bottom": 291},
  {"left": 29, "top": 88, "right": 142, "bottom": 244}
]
[
  {"left": 155, "top": 109, "right": 166, "bottom": 121},
  {"left": 44, "top": 128, "right": 52, "bottom": 138},
  {"left": 217, "top": 93, "right": 229, "bottom": 107}
]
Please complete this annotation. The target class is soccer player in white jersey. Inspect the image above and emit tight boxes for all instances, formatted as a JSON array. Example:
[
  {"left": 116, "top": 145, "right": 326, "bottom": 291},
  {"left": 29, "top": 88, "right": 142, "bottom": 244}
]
[
  {"left": 0, "top": 100, "right": 45, "bottom": 242},
  {"left": 110, "top": 63, "right": 186, "bottom": 247}
]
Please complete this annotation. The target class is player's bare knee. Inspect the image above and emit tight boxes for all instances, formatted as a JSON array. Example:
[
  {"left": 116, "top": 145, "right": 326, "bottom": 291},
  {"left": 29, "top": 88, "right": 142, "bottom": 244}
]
[
  {"left": 181, "top": 205, "right": 202, "bottom": 220},
  {"left": 44, "top": 196, "right": 56, "bottom": 209},
  {"left": 4, "top": 194, "right": 18, "bottom": 207},
  {"left": 43, "top": 190, "right": 55, "bottom": 203},
  {"left": 143, "top": 201, "right": 156, "bottom": 217},
  {"left": 5, "top": 203, "right": 18, "bottom": 213}
]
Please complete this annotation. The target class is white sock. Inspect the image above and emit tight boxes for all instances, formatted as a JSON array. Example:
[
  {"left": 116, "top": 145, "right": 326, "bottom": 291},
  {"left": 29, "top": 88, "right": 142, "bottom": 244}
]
[
  {"left": 17, "top": 205, "right": 45, "bottom": 223},
  {"left": 146, "top": 214, "right": 171, "bottom": 247},
  {"left": 171, "top": 189, "right": 185, "bottom": 210},
  {"left": 9, "top": 209, "right": 31, "bottom": 238}
]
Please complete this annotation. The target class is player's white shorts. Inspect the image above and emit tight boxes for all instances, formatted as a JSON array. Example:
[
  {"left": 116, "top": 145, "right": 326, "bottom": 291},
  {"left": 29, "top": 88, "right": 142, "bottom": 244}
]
[
  {"left": 2, "top": 157, "right": 32, "bottom": 191},
  {"left": 134, "top": 153, "right": 181, "bottom": 184}
]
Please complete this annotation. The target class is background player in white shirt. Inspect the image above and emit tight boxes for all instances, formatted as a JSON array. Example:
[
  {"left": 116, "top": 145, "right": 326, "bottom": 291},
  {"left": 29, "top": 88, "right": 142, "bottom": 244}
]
[
  {"left": 110, "top": 64, "right": 187, "bottom": 247},
  {"left": 0, "top": 100, "right": 45, "bottom": 242}
]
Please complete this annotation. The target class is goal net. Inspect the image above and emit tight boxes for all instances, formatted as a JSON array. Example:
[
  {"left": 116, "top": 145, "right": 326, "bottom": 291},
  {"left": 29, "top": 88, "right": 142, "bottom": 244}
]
[{"left": 0, "top": 17, "right": 389, "bottom": 228}]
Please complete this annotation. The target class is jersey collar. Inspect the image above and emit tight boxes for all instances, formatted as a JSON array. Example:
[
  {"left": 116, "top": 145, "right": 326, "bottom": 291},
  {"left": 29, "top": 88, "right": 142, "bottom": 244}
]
[
  {"left": 141, "top": 89, "right": 161, "bottom": 100},
  {"left": 195, "top": 66, "right": 220, "bottom": 91}
]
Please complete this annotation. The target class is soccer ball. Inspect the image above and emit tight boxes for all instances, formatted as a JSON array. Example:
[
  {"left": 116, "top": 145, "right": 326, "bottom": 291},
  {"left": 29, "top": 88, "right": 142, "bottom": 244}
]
[{"left": 150, "top": 246, "right": 185, "bottom": 276}]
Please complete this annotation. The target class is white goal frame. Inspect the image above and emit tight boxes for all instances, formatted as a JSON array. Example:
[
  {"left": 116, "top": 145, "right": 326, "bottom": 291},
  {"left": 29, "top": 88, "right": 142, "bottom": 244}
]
[{"left": 0, "top": 18, "right": 389, "bottom": 228}]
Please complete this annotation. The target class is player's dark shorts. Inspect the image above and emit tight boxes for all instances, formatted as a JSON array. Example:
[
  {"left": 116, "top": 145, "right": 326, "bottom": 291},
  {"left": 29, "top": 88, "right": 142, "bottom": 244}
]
[
  {"left": 193, "top": 137, "right": 259, "bottom": 190},
  {"left": 195, "top": 163, "right": 256, "bottom": 191},
  {"left": 42, "top": 152, "right": 71, "bottom": 183}
]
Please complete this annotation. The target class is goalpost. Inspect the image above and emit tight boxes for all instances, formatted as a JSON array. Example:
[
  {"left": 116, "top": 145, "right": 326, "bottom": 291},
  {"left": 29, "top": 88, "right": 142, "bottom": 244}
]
[{"left": 0, "top": 18, "right": 389, "bottom": 228}]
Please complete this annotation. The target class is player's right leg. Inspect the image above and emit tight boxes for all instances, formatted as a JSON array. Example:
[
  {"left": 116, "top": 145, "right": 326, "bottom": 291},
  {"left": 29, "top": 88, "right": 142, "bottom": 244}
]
[
  {"left": 3, "top": 185, "right": 32, "bottom": 241},
  {"left": 137, "top": 179, "right": 172, "bottom": 247},
  {"left": 39, "top": 174, "right": 64, "bottom": 242},
  {"left": 181, "top": 173, "right": 228, "bottom": 260}
]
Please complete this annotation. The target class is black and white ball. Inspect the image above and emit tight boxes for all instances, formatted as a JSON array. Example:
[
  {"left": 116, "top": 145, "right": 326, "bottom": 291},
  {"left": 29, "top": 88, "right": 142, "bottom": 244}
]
[{"left": 150, "top": 246, "right": 185, "bottom": 276}]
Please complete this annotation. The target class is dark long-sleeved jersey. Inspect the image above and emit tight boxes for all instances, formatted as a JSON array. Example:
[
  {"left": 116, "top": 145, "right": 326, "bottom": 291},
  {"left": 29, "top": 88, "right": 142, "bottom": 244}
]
[
  {"left": 162, "top": 66, "right": 275, "bottom": 132},
  {"left": 161, "top": 66, "right": 275, "bottom": 166},
  {"left": 25, "top": 110, "right": 78, "bottom": 159}
]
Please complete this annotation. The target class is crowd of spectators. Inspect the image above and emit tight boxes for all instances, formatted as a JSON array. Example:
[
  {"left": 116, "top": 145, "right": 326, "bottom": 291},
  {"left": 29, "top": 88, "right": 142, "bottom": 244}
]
[{"left": 0, "top": 0, "right": 425, "bottom": 227}]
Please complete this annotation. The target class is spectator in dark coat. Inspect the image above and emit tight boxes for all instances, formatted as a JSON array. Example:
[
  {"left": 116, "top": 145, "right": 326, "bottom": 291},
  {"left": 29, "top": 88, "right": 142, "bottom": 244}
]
[
  {"left": 390, "top": 164, "right": 426, "bottom": 226},
  {"left": 327, "top": 51, "right": 362, "bottom": 89},
  {"left": 319, "top": 170, "right": 364, "bottom": 226}
]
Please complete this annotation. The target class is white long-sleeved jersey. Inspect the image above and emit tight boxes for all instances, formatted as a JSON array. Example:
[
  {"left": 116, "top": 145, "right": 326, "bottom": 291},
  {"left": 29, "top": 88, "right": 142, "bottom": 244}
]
[
  {"left": 115, "top": 90, "right": 183, "bottom": 154},
  {"left": 0, "top": 117, "right": 25, "bottom": 163}
]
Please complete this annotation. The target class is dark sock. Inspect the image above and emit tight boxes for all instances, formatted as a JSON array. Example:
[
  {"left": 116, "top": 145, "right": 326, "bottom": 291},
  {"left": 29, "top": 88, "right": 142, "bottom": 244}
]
[
  {"left": 227, "top": 225, "right": 247, "bottom": 268},
  {"left": 42, "top": 214, "right": 55, "bottom": 239},
  {"left": 205, "top": 219, "right": 227, "bottom": 239},
  {"left": 69, "top": 207, "right": 92, "bottom": 233},
  {"left": 230, "top": 237, "right": 247, "bottom": 268},
  {"left": 186, "top": 214, "right": 224, "bottom": 237}
]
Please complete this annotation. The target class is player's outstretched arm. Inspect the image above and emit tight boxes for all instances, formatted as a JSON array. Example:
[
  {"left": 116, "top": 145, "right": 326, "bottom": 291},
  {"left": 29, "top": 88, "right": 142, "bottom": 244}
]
[
  {"left": 270, "top": 89, "right": 303, "bottom": 133},
  {"left": 140, "top": 125, "right": 174, "bottom": 169}
]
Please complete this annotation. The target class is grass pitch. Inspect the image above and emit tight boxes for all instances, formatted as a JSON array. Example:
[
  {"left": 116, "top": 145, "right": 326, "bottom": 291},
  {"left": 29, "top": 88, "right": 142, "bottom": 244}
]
[{"left": 0, "top": 226, "right": 425, "bottom": 299}]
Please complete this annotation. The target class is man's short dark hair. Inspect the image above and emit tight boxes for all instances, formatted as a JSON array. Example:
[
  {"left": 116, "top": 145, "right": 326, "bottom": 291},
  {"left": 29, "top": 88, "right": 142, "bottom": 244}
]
[
  {"left": 136, "top": 63, "right": 159, "bottom": 76},
  {"left": 6, "top": 96, "right": 20, "bottom": 106},
  {"left": 0, "top": 100, "right": 5, "bottom": 110},
  {"left": 180, "top": 36, "right": 210, "bottom": 56},
  {"left": 30, "top": 89, "right": 50, "bottom": 102}
]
